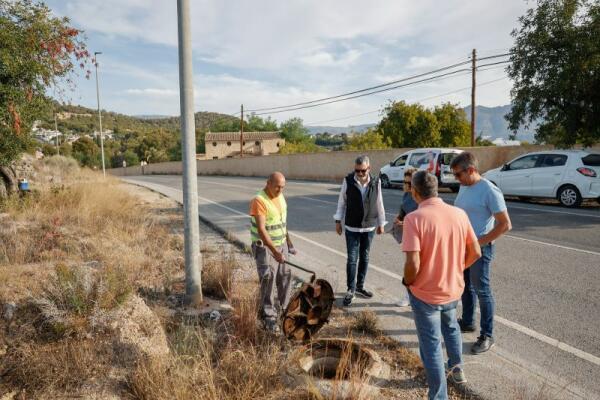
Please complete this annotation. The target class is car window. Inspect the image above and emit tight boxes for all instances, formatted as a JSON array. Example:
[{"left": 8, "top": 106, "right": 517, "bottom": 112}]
[
  {"left": 393, "top": 155, "right": 408, "bottom": 167},
  {"left": 508, "top": 154, "right": 541, "bottom": 170},
  {"left": 408, "top": 152, "right": 429, "bottom": 168},
  {"left": 582, "top": 154, "right": 600, "bottom": 166},
  {"left": 441, "top": 153, "right": 458, "bottom": 165},
  {"left": 540, "top": 154, "right": 567, "bottom": 167}
]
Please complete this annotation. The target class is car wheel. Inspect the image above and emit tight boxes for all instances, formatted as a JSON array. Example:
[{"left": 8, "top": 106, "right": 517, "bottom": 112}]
[
  {"left": 380, "top": 174, "right": 391, "bottom": 189},
  {"left": 557, "top": 185, "right": 582, "bottom": 208}
]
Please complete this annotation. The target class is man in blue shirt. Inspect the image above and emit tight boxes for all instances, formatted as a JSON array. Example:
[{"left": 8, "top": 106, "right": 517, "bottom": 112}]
[{"left": 451, "top": 152, "right": 512, "bottom": 354}]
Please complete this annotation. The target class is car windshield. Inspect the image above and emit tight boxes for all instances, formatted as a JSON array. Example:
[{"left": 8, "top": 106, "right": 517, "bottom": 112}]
[{"left": 440, "top": 153, "right": 458, "bottom": 165}]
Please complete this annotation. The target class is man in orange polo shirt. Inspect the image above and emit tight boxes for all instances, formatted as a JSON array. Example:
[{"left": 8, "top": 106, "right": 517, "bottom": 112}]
[{"left": 402, "top": 171, "right": 481, "bottom": 400}]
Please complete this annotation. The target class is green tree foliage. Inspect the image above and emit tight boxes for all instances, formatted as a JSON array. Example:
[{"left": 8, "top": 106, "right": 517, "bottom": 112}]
[
  {"left": 343, "top": 129, "right": 391, "bottom": 151},
  {"left": 476, "top": 135, "right": 495, "bottom": 146},
  {"left": 59, "top": 141, "right": 72, "bottom": 157},
  {"left": 41, "top": 143, "right": 58, "bottom": 156},
  {"left": 276, "top": 117, "right": 326, "bottom": 154},
  {"left": 506, "top": 0, "right": 600, "bottom": 147},
  {"left": 110, "top": 149, "right": 139, "bottom": 168},
  {"left": 279, "top": 141, "right": 326, "bottom": 155},
  {"left": 0, "top": 0, "right": 89, "bottom": 166},
  {"left": 378, "top": 101, "right": 440, "bottom": 147},
  {"left": 246, "top": 115, "right": 278, "bottom": 131},
  {"left": 279, "top": 117, "right": 311, "bottom": 143},
  {"left": 314, "top": 132, "right": 345, "bottom": 148},
  {"left": 378, "top": 101, "right": 472, "bottom": 148},
  {"left": 433, "top": 103, "right": 471, "bottom": 147},
  {"left": 72, "top": 137, "right": 100, "bottom": 168}
]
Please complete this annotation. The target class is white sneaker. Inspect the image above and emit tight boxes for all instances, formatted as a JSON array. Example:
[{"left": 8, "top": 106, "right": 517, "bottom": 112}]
[{"left": 396, "top": 294, "right": 410, "bottom": 307}]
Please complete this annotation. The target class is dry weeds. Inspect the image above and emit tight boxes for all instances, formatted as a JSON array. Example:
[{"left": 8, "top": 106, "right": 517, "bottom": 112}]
[
  {"left": 0, "top": 156, "right": 181, "bottom": 303},
  {"left": 0, "top": 156, "right": 485, "bottom": 400},
  {"left": 201, "top": 248, "right": 235, "bottom": 300},
  {"left": 351, "top": 309, "right": 381, "bottom": 336}
]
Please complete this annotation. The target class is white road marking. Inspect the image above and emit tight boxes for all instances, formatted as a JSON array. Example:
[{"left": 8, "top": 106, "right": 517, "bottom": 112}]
[
  {"left": 495, "top": 315, "right": 600, "bottom": 367},
  {"left": 132, "top": 179, "right": 600, "bottom": 368},
  {"left": 505, "top": 235, "right": 600, "bottom": 256},
  {"left": 434, "top": 192, "right": 600, "bottom": 219},
  {"left": 202, "top": 177, "right": 600, "bottom": 218},
  {"left": 199, "top": 178, "right": 600, "bottom": 256},
  {"left": 502, "top": 204, "right": 600, "bottom": 218}
]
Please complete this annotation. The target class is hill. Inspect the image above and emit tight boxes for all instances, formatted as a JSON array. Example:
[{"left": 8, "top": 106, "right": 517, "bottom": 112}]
[
  {"left": 38, "top": 103, "right": 239, "bottom": 135},
  {"left": 464, "top": 105, "right": 537, "bottom": 142}
]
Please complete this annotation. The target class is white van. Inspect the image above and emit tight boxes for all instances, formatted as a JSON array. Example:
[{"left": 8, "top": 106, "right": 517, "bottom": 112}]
[{"left": 379, "top": 148, "right": 463, "bottom": 192}]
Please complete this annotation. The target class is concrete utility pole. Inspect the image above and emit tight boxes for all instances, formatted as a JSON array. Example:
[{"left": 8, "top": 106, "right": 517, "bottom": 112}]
[
  {"left": 54, "top": 113, "right": 59, "bottom": 155},
  {"left": 470, "top": 48, "right": 476, "bottom": 147},
  {"left": 240, "top": 104, "right": 244, "bottom": 158},
  {"left": 177, "top": 0, "right": 202, "bottom": 305},
  {"left": 94, "top": 51, "right": 106, "bottom": 177}
]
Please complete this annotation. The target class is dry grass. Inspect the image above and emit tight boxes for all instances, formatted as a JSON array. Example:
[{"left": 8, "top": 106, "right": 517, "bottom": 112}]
[
  {"left": 1, "top": 338, "right": 115, "bottom": 397},
  {"left": 201, "top": 249, "right": 236, "bottom": 300},
  {"left": 32, "top": 263, "right": 132, "bottom": 338},
  {"left": 127, "top": 278, "right": 289, "bottom": 400},
  {"left": 228, "top": 283, "right": 262, "bottom": 344},
  {"left": 351, "top": 310, "right": 381, "bottom": 336},
  {"left": 0, "top": 156, "right": 182, "bottom": 303}
]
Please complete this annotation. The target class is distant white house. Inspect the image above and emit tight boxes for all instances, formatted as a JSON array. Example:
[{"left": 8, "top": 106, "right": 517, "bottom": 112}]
[
  {"left": 32, "top": 121, "right": 62, "bottom": 143},
  {"left": 92, "top": 130, "right": 114, "bottom": 140},
  {"left": 492, "top": 137, "right": 521, "bottom": 146}
]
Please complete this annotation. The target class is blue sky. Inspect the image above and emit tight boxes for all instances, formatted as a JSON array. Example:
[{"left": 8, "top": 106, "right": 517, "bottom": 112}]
[{"left": 46, "top": 0, "right": 530, "bottom": 126}]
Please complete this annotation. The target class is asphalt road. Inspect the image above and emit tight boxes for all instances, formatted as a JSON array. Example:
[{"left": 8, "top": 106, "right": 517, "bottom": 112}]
[{"left": 128, "top": 174, "right": 600, "bottom": 399}]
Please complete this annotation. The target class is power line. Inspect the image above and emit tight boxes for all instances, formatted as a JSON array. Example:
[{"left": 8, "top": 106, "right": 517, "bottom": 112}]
[
  {"left": 246, "top": 52, "right": 511, "bottom": 113},
  {"left": 245, "top": 60, "right": 471, "bottom": 113},
  {"left": 476, "top": 60, "right": 512, "bottom": 68},
  {"left": 253, "top": 68, "right": 474, "bottom": 116},
  {"left": 305, "top": 75, "right": 509, "bottom": 126}
]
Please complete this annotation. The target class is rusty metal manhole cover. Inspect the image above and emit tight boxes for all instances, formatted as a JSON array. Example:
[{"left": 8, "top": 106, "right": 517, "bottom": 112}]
[{"left": 282, "top": 278, "right": 334, "bottom": 342}]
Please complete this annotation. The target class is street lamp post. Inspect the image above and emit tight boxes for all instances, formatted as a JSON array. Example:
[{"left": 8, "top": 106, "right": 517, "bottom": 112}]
[
  {"left": 177, "top": 0, "right": 202, "bottom": 305},
  {"left": 94, "top": 51, "right": 106, "bottom": 178}
]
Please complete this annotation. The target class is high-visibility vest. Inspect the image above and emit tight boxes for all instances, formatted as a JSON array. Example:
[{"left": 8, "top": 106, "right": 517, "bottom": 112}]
[{"left": 250, "top": 190, "right": 287, "bottom": 246}]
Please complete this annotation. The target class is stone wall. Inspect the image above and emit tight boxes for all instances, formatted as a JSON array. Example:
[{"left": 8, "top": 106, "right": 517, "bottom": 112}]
[{"left": 109, "top": 145, "right": 600, "bottom": 182}]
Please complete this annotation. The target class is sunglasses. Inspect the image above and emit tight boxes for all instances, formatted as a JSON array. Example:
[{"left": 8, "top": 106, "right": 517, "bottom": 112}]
[
  {"left": 453, "top": 169, "right": 467, "bottom": 178},
  {"left": 355, "top": 168, "right": 369, "bottom": 174}
]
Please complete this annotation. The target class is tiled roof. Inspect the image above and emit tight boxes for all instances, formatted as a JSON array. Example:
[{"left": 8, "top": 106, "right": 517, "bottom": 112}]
[{"left": 205, "top": 131, "right": 282, "bottom": 141}]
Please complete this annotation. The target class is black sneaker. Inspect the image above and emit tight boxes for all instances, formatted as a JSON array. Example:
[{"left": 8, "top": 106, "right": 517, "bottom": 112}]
[
  {"left": 343, "top": 290, "right": 354, "bottom": 306},
  {"left": 355, "top": 287, "right": 373, "bottom": 298},
  {"left": 471, "top": 335, "right": 495, "bottom": 354},
  {"left": 458, "top": 318, "right": 476, "bottom": 333}
]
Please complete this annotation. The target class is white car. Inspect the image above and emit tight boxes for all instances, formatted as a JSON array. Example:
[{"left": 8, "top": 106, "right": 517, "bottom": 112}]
[
  {"left": 379, "top": 148, "right": 463, "bottom": 192},
  {"left": 483, "top": 150, "right": 600, "bottom": 207}
]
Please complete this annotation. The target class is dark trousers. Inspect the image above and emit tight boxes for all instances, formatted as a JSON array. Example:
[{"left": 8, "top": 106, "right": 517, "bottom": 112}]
[
  {"left": 461, "top": 243, "right": 495, "bottom": 338},
  {"left": 345, "top": 230, "right": 375, "bottom": 292}
]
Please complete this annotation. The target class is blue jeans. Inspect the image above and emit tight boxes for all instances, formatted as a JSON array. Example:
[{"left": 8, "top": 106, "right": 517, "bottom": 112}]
[
  {"left": 461, "top": 243, "right": 495, "bottom": 337},
  {"left": 410, "top": 292, "right": 463, "bottom": 400},
  {"left": 345, "top": 230, "right": 375, "bottom": 292}
]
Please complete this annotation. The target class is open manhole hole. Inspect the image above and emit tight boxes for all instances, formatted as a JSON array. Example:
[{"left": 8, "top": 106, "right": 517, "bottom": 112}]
[{"left": 284, "top": 339, "right": 389, "bottom": 399}]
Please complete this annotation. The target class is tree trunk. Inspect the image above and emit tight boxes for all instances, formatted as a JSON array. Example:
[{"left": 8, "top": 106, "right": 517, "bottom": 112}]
[{"left": 0, "top": 165, "right": 18, "bottom": 200}]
